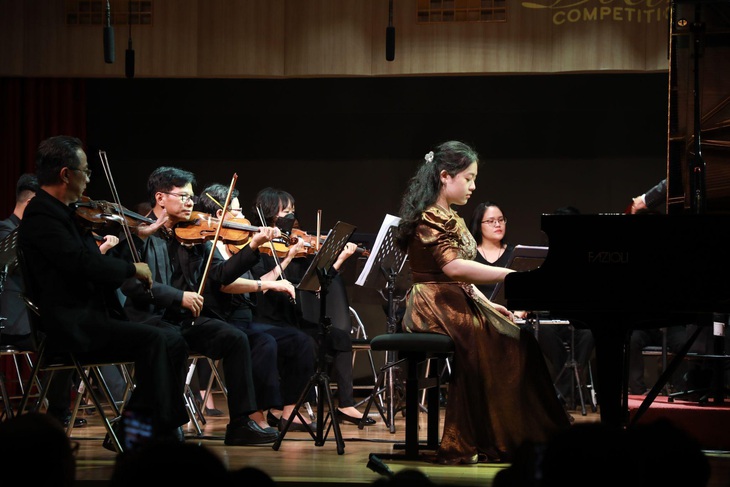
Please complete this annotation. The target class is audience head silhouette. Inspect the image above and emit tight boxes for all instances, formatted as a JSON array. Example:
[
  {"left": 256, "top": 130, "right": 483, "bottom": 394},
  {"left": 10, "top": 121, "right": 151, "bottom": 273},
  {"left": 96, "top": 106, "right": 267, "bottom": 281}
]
[
  {"left": 494, "top": 419, "right": 710, "bottom": 487},
  {"left": 110, "top": 442, "right": 229, "bottom": 486},
  {"left": 0, "top": 412, "right": 76, "bottom": 486}
]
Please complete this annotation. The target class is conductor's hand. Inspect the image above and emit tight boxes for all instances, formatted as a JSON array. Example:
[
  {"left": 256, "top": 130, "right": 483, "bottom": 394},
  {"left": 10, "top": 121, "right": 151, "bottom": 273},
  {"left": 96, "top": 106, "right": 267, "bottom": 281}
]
[
  {"left": 250, "top": 226, "right": 281, "bottom": 250},
  {"left": 133, "top": 262, "right": 153, "bottom": 289},
  {"left": 182, "top": 291, "right": 205, "bottom": 318}
]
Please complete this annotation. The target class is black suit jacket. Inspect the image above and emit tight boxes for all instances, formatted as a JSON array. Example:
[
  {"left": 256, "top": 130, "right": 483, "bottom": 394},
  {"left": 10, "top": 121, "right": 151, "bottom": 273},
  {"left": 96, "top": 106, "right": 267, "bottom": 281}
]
[
  {"left": 644, "top": 178, "right": 667, "bottom": 209},
  {"left": 17, "top": 190, "right": 135, "bottom": 352},
  {"left": 120, "top": 227, "right": 260, "bottom": 325},
  {"left": 0, "top": 214, "right": 29, "bottom": 338}
]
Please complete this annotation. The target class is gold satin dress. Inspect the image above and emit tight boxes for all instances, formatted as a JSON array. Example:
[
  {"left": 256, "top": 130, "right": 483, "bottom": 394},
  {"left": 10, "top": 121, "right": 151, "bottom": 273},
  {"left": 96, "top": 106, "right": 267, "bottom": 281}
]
[{"left": 403, "top": 205, "right": 571, "bottom": 464}]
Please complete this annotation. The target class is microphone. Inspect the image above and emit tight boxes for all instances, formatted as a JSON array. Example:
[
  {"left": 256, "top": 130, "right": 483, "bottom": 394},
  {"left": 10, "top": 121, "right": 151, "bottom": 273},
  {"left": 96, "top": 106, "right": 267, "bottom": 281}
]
[
  {"left": 366, "top": 454, "right": 394, "bottom": 478},
  {"left": 125, "top": 43, "right": 135, "bottom": 78},
  {"left": 385, "top": 26, "right": 395, "bottom": 62},
  {"left": 385, "top": 0, "right": 395, "bottom": 62},
  {"left": 103, "top": 0, "right": 115, "bottom": 63}
]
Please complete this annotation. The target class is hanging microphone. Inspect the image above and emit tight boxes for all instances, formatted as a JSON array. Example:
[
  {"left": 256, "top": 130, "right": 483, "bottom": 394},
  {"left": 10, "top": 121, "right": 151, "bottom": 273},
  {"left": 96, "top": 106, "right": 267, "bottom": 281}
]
[
  {"left": 103, "top": 0, "right": 115, "bottom": 63},
  {"left": 385, "top": 0, "right": 395, "bottom": 62},
  {"left": 125, "top": 0, "right": 134, "bottom": 78},
  {"left": 386, "top": 26, "right": 395, "bottom": 62},
  {"left": 125, "top": 41, "right": 135, "bottom": 78}
]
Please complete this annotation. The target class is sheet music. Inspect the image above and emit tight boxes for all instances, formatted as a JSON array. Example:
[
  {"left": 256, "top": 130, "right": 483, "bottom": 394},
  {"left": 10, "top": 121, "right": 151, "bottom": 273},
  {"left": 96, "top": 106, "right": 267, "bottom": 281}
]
[
  {"left": 355, "top": 214, "right": 406, "bottom": 288},
  {"left": 0, "top": 227, "right": 19, "bottom": 274},
  {"left": 297, "top": 221, "right": 356, "bottom": 292}
]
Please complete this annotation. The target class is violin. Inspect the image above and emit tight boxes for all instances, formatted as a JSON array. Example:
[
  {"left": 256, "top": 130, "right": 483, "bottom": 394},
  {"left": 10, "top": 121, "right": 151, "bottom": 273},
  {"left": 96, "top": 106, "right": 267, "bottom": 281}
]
[
  {"left": 175, "top": 211, "right": 299, "bottom": 247},
  {"left": 74, "top": 195, "right": 156, "bottom": 236},
  {"left": 290, "top": 228, "right": 370, "bottom": 257},
  {"left": 251, "top": 228, "right": 369, "bottom": 258},
  {"left": 173, "top": 211, "right": 262, "bottom": 245}
]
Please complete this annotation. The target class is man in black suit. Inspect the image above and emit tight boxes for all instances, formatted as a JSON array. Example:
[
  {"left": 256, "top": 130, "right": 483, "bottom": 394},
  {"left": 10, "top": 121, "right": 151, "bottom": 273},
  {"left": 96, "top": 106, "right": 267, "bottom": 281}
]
[
  {"left": 0, "top": 172, "right": 94, "bottom": 427},
  {"left": 119, "top": 166, "right": 280, "bottom": 445},
  {"left": 17, "top": 135, "right": 190, "bottom": 441},
  {"left": 1, "top": 173, "right": 39, "bottom": 347}
]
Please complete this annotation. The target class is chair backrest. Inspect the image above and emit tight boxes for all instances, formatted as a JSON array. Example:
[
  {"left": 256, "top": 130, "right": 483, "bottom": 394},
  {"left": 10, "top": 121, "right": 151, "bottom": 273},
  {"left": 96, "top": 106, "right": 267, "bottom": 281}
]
[{"left": 14, "top": 247, "right": 43, "bottom": 352}]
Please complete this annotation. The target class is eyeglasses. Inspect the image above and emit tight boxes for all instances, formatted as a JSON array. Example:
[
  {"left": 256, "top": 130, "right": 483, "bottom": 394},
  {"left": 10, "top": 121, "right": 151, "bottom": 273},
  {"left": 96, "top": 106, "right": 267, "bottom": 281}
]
[
  {"left": 229, "top": 207, "right": 243, "bottom": 214},
  {"left": 162, "top": 192, "right": 195, "bottom": 204},
  {"left": 482, "top": 217, "right": 507, "bottom": 227},
  {"left": 70, "top": 167, "right": 92, "bottom": 177}
]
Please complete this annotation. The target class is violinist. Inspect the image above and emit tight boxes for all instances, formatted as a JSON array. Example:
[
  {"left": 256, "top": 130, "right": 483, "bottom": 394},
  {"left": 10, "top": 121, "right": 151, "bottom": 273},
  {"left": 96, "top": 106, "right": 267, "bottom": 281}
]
[
  {"left": 119, "top": 166, "right": 279, "bottom": 446},
  {"left": 248, "top": 187, "right": 376, "bottom": 427},
  {"left": 195, "top": 183, "right": 317, "bottom": 432},
  {"left": 17, "top": 136, "right": 190, "bottom": 445},
  {"left": 0, "top": 172, "right": 88, "bottom": 428}
]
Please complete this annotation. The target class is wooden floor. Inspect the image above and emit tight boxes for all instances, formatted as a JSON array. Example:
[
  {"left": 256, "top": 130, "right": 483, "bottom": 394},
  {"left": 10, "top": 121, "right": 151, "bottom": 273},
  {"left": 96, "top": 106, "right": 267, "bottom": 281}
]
[{"left": 66, "top": 392, "right": 730, "bottom": 487}]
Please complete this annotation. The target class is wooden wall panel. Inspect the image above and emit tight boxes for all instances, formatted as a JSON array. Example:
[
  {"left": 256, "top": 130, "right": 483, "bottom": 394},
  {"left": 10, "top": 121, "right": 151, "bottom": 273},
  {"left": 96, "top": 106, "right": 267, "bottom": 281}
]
[
  {"left": 137, "top": 0, "right": 199, "bottom": 77},
  {"left": 284, "top": 0, "right": 372, "bottom": 77},
  {"left": 0, "top": 0, "right": 670, "bottom": 78},
  {"left": 197, "top": 0, "right": 286, "bottom": 77},
  {"left": 0, "top": 1, "right": 25, "bottom": 75}
]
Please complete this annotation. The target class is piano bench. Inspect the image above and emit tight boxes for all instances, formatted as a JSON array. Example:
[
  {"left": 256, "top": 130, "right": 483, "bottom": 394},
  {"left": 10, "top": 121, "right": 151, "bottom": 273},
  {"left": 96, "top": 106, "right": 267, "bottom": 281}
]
[{"left": 363, "top": 332, "right": 454, "bottom": 461}]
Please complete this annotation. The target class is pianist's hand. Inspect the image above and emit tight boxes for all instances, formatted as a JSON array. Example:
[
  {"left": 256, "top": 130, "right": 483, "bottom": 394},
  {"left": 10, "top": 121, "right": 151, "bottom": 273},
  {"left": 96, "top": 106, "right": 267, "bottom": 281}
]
[{"left": 492, "top": 302, "right": 514, "bottom": 322}]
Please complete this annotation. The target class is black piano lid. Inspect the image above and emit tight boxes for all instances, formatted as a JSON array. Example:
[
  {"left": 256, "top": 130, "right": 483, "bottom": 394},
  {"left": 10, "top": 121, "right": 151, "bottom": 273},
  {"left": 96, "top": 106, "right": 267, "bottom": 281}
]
[{"left": 504, "top": 213, "right": 730, "bottom": 316}]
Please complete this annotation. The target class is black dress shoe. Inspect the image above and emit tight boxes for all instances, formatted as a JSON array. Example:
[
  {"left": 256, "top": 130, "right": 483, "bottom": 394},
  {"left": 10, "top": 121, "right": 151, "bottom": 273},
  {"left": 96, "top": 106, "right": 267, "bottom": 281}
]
[
  {"left": 50, "top": 412, "right": 87, "bottom": 428},
  {"left": 204, "top": 407, "right": 224, "bottom": 417},
  {"left": 225, "top": 420, "right": 279, "bottom": 446},
  {"left": 266, "top": 410, "right": 280, "bottom": 427},
  {"left": 279, "top": 416, "right": 317, "bottom": 432},
  {"left": 336, "top": 409, "right": 375, "bottom": 426},
  {"left": 67, "top": 416, "right": 88, "bottom": 427}
]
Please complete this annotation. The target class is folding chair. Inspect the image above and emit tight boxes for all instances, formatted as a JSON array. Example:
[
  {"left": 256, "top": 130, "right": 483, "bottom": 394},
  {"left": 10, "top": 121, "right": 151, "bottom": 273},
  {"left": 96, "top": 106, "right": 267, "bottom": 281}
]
[
  {"left": 16, "top": 247, "right": 134, "bottom": 452},
  {"left": 184, "top": 353, "right": 226, "bottom": 435},
  {"left": 0, "top": 344, "right": 38, "bottom": 420}
]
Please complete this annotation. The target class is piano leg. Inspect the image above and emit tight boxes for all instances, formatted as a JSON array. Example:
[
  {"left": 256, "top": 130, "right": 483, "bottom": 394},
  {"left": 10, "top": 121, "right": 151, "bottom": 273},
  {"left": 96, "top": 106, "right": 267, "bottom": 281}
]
[{"left": 590, "top": 323, "right": 633, "bottom": 429}]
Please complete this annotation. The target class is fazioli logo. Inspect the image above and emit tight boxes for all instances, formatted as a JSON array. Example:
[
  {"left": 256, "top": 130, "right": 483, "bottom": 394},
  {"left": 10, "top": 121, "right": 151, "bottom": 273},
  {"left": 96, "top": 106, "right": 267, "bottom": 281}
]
[
  {"left": 588, "top": 251, "right": 629, "bottom": 264},
  {"left": 521, "top": 0, "right": 670, "bottom": 26}
]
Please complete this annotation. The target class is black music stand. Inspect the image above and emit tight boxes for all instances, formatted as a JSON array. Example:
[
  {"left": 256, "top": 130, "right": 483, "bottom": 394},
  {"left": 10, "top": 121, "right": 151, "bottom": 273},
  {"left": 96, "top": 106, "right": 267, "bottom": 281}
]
[
  {"left": 355, "top": 214, "right": 409, "bottom": 433},
  {"left": 273, "top": 221, "right": 356, "bottom": 455},
  {"left": 0, "top": 228, "right": 19, "bottom": 339},
  {"left": 0, "top": 228, "right": 19, "bottom": 412}
]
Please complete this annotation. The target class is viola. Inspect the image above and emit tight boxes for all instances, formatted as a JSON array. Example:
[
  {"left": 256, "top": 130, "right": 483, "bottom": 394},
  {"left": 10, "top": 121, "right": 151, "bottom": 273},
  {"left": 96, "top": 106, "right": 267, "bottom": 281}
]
[{"left": 74, "top": 195, "right": 156, "bottom": 236}]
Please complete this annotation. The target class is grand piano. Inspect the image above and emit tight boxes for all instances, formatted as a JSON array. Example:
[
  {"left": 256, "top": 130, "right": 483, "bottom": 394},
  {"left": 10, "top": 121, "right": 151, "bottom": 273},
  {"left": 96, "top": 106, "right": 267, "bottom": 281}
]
[
  {"left": 505, "top": 1, "right": 730, "bottom": 430},
  {"left": 505, "top": 213, "right": 730, "bottom": 429}
]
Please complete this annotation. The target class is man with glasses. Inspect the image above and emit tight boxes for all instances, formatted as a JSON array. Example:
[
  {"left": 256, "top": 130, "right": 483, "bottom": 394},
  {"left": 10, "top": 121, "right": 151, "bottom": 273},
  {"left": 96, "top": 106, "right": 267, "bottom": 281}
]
[
  {"left": 17, "top": 135, "right": 190, "bottom": 446},
  {"left": 120, "top": 166, "right": 281, "bottom": 445}
]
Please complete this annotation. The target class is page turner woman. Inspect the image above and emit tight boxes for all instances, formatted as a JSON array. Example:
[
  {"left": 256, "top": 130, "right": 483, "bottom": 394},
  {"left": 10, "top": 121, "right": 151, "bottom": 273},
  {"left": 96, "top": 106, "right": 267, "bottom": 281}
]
[{"left": 395, "top": 140, "right": 570, "bottom": 464}]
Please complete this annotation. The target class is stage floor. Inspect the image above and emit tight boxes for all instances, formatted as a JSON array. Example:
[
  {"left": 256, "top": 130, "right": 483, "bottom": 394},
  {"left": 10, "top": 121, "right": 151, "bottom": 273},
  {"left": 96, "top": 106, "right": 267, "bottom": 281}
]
[{"left": 64, "top": 392, "right": 730, "bottom": 487}]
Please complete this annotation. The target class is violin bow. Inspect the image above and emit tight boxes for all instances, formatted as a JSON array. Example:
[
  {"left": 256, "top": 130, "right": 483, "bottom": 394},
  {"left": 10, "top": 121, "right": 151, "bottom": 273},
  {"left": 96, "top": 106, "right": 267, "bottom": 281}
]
[
  {"left": 197, "top": 173, "right": 238, "bottom": 299},
  {"left": 316, "top": 209, "right": 322, "bottom": 252},
  {"left": 98, "top": 151, "right": 141, "bottom": 259},
  {"left": 256, "top": 205, "right": 297, "bottom": 305},
  {"left": 255, "top": 205, "right": 289, "bottom": 282},
  {"left": 98, "top": 150, "right": 152, "bottom": 298}
]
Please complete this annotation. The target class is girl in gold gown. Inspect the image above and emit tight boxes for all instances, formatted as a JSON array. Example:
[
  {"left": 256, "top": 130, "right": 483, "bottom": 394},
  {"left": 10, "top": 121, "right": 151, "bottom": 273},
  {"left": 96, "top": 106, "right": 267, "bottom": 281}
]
[{"left": 395, "top": 141, "right": 571, "bottom": 464}]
